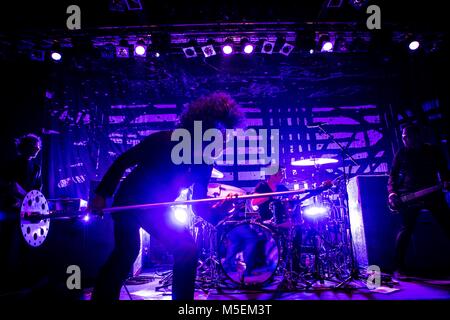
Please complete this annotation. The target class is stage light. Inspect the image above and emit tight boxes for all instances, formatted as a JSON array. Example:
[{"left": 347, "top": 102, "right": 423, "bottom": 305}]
[
  {"left": 134, "top": 40, "right": 147, "bottom": 57},
  {"left": 172, "top": 206, "right": 189, "bottom": 225},
  {"left": 261, "top": 41, "right": 275, "bottom": 54},
  {"left": 201, "top": 44, "right": 216, "bottom": 57},
  {"left": 222, "top": 44, "right": 233, "bottom": 55},
  {"left": 240, "top": 38, "right": 254, "bottom": 54},
  {"left": 243, "top": 44, "right": 254, "bottom": 54},
  {"left": 318, "top": 34, "right": 333, "bottom": 52},
  {"left": 303, "top": 206, "right": 329, "bottom": 218},
  {"left": 51, "top": 52, "right": 62, "bottom": 61},
  {"left": 116, "top": 39, "right": 130, "bottom": 58},
  {"left": 183, "top": 46, "right": 197, "bottom": 58},
  {"left": 30, "top": 49, "right": 45, "bottom": 61},
  {"left": 322, "top": 41, "right": 333, "bottom": 52},
  {"left": 279, "top": 43, "right": 295, "bottom": 56},
  {"left": 309, "top": 49, "right": 314, "bottom": 54},
  {"left": 83, "top": 214, "right": 90, "bottom": 222},
  {"left": 334, "top": 36, "right": 348, "bottom": 52},
  {"left": 409, "top": 40, "right": 420, "bottom": 51}
]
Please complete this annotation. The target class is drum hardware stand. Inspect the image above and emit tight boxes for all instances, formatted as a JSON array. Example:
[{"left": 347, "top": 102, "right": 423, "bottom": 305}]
[
  {"left": 277, "top": 224, "right": 312, "bottom": 291},
  {"left": 311, "top": 124, "right": 364, "bottom": 289}
]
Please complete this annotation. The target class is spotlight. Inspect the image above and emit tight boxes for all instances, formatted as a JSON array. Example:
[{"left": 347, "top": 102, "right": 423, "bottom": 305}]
[
  {"left": 279, "top": 43, "right": 295, "bottom": 56},
  {"left": 30, "top": 49, "right": 45, "bottom": 61},
  {"left": 183, "top": 46, "right": 197, "bottom": 58},
  {"left": 83, "top": 214, "right": 90, "bottom": 222},
  {"left": 134, "top": 40, "right": 147, "bottom": 57},
  {"left": 51, "top": 51, "right": 62, "bottom": 61},
  {"left": 243, "top": 44, "right": 254, "bottom": 54},
  {"left": 303, "top": 206, "right": 329, "bottom": 218},
  {"left": 240, "top": 38, "right": 254, "bottom": 54},
  {"left": 261, "top": 41, "right": 275, "bottom": 54},
  {"left": 50, "top": 42, "right": 62, "bottom": 61},
  {"left": 334, "top": 36, "right": 348, "bottom": 52},
  {"left": 171, "top": 206, "right": 189, "bottom": 225},
  {"left": 116, "top": 39, "right": 130, "bottom": 58},
  {"left": 409, "top": 40, "right": 420, "bottom": 51},
  {"left": 317, "top": 34, "right": 334, "bottom": 52},
  {"left": 201, "top": 44, "right": 216, "bottom": 57},
  {"left": 222, "top": 44, "right": 233, "bottom": 55}
]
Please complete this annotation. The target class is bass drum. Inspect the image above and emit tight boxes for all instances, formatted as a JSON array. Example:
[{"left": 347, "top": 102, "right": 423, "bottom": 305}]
[{"left": 218, "top": 221, "right": 280, "bottom": 286}]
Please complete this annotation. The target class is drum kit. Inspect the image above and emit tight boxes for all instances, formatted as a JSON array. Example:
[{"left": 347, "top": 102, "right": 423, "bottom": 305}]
[
  {"left": 192, "top": 157, "right": 354, "bottom": 290},
  {"left": 16, "top": 156, "right": 354, "bottom": 291}
]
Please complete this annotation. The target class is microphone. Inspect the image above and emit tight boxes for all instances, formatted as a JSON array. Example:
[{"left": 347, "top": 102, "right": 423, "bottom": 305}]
[{"left": 306, "top": 122, "right": 327, "bottom": 128}]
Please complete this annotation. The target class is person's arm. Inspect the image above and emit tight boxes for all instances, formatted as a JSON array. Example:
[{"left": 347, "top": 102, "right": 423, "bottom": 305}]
[
  {"left": 93, "top": 135, "right": 155, "bottom": 207},
  {"left": 191, "top": 165, "right": 213, "bottom": 222},
  {"left": 388, "top": 150, "right": 402, "bottom": 208}
]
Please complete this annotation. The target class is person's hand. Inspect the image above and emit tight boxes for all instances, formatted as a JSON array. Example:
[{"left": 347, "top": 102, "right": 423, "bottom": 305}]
[
  {"left": 388, "top": 193, "right": 401, "bottom": 210},
  {"left": 91, "top": 194, "right": 106, "bottom": 214},
  {"left": 212, "top": 193, "right": 238, "bottom": 212}
]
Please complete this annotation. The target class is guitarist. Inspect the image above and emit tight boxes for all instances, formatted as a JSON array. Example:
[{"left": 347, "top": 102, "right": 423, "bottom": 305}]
[
  {"left": 388, "top": 124, "right": 450, "bottom": 279},
  {"left": 0, "top": 133, "right": 43, "bottom": 291}
]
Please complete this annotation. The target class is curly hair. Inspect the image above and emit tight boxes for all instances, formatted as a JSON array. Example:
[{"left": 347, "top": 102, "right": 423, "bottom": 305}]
[
  {"left": 178, "top": 92, "right": 245, "bottom": 131},
  {"left": 17, "top": 133, "right": 41, "bottom": 153}
]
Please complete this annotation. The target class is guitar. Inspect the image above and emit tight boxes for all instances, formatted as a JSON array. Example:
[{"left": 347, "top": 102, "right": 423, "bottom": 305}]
[{"left": 388, "top": 184, "right": 444, "bottom": 212}]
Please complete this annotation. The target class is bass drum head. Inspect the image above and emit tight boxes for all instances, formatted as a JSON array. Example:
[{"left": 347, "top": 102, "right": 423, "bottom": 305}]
[{"left": 218, "top": 222, "right": 279, "bottom": 286}]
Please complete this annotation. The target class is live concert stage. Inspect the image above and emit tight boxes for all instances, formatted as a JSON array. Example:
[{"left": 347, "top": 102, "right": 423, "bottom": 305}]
[{"left": 1, "top": 1, "right": 450, "bottom": 304}]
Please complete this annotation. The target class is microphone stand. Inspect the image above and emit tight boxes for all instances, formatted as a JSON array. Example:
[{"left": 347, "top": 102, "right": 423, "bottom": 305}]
[{"left": 313, "top": 125, "right": 364, "bottom": 289}]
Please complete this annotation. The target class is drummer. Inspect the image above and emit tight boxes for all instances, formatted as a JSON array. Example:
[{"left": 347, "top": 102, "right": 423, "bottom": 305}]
[
  {"left": 251, "top": 167, "right": 303, "bottom": 273},
  {"left": 250, "top": 167, "right": 289, "bottom": 222}
]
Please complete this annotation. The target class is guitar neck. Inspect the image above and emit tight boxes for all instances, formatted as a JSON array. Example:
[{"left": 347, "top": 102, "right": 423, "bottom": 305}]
[{"left": 401, "top": 185, "right": 442, "bottom": 203}]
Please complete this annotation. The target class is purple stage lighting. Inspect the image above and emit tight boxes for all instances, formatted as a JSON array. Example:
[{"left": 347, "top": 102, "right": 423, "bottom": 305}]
[
  {"left": 172, "top": 206, "right": 189, "bottom": 225},
  {"left": 243, "top": 44, "right": 254, "bottom": 54},
  {"left": 303, "top": 206, "right": 329, "bottom": 218},
  {"left": 222, "top": 45, "right": 233, "bottom": 55},
  {"left": 409, "top": 41, "right": 420, "bottom": 51},
  {"left": 134, "top": 45, "right": 146, "bottom": 56},
  {"left": 51, "top": 52, "right": 62, "bottom": 61},
  {"left": 321, "top": 41, "right": 333, "bottom": 52}
]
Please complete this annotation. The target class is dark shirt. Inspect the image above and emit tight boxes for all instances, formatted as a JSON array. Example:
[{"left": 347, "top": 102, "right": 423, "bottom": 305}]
[
  {"left": 388, "top": 143, "right": 449, "bottom": 195},
  {"left": 0, "top": 155, "right": 42, "bottom": 211},
  {"left": 95, "top": 130, "right": 212, "bottom": 219},
  {"left": 254, "top": 181, "right": 289, "bottom": 221},
  {"left": 0, "top": 156, "right": 42, "bottom": 192}
]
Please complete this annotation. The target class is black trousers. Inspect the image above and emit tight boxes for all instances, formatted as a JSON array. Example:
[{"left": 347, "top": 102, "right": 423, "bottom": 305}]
[
  {"left": 92, "top": 208, "right": 198, "bottom": 301},
  {"left": 395, "top": 193, "right": 450, "bottom": 271}
]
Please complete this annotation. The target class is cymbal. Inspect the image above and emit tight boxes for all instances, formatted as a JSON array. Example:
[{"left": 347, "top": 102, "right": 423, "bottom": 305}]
[
  {"left": 211, "top": 168, "right": 224, "bottom": 179},
  {"left": 207, "top": 183, "right": 245, "bottom": 198},
  {"left": 291, "top": 158, "right": 338, "bottom": 166}
]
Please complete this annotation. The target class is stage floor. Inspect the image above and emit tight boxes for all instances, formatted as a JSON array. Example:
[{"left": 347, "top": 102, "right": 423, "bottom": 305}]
[{"left": 82, "top": 267, "right": 450, "bottom": 301}]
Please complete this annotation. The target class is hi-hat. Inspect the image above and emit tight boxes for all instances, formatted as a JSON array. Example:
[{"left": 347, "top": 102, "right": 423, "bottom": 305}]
[
  {"left": 291, "top": 157, "right": 338, "bottom": 166},
  {"left": 207, "top": 183, "right": 245, "bottom": 198},
  {"left": 211, "top": 168, "right": 224, "bottom": 179}
]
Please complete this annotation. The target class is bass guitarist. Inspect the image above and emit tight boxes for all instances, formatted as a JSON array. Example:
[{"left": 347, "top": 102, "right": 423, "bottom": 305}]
[{"left": 388, "top": 124, "right": 450, "bottom": 279}]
